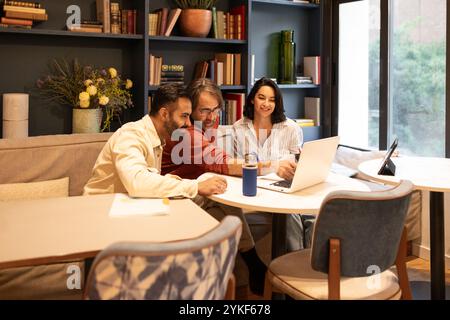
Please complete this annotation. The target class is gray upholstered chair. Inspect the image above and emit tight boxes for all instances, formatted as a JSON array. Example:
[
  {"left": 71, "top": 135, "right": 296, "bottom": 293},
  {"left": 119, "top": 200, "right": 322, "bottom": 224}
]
[
  {"left": 264, "top": 180, "right": 414, "bottom": 300},
  {"left": 84, "top": 216, "right": 242, "bottom": 300}
]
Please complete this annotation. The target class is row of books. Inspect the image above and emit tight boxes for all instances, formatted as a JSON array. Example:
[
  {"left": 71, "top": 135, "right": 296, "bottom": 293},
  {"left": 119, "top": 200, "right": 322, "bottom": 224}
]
[
  {"left": 219, "top": 93, "right": 245, "bottom": 125},
  {"left": 0, "top": 0, "right": 48, "bottom": 30},
  {"left": 194, "top": 53, "right": 241, "bottom": 86},
  {"left": 148, "top": 8, "right": 181, "bottom": 37},
  {"left": 211, "top": 5, "right": 246, "bottom": 40},
  {"left": 95, "top": 0, "right": 137, "bottom": 34}
]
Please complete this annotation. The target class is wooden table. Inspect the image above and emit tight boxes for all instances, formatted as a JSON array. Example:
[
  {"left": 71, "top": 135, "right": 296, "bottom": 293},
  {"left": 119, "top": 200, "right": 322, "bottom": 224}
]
[
  {"left": 359, "top": 157, "right": 450, "bottom": 300},
  {"left": 0, "top": 194, "right": 218, "bottom": 270},
  {"left": 209, "top": 173, "right": 372, "bottom": 258}
]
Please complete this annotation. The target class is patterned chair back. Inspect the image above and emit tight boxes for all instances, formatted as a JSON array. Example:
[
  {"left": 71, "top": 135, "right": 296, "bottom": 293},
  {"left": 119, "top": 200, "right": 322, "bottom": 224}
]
[
  {"left": 84, "top": 216, "right": 242, "bottom": 300},
  {"left": 310, "top": 180, "right": 413, "bottom": 277}
]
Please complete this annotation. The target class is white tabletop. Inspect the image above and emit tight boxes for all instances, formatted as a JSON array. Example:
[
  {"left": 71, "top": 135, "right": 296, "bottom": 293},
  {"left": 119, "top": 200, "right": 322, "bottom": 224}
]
[
  {"left": 209, "top": 173, "right": 373, "bottom": 214},
  {"left": 358, "top": 157, "right": 450, "bottom": 193},
  {"left": 0, "top": 194, "right": 218, "bottom": 269}
]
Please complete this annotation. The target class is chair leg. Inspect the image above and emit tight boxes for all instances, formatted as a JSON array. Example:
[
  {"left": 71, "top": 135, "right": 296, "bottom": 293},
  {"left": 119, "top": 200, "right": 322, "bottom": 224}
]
[
  {"left": 225, "top": 274, "right": 236, "bottom": 300},
  {"left": 396, "top": 228, "right": 412, "bottom": 300},
  {"left": 263, "top": 271, "right": 273, "bottom": 300},
  {"left": 328, "top": 238, "right": 341, "bottom": 300}
]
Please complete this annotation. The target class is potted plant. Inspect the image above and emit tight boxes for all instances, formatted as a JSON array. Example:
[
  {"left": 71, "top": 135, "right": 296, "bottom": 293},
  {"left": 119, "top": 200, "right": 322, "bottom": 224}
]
[
  {"left": 175, "top": 0, "right": 217, "bottom": 38},
  {"left": 37, "top": 59, "right": 133, "bottom": 133}
]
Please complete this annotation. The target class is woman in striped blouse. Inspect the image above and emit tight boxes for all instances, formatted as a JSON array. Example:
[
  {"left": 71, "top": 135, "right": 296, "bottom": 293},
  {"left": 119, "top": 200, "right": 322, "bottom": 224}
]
[{"left": 232, "top": 77, "right": 313, "bottom": 252}]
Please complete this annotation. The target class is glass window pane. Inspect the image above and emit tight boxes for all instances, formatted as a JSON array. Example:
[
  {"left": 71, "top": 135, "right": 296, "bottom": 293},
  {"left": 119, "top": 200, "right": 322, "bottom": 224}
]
[
  {"left": 390, "top": 0, "right": 446, "bottom": 156},
  {"left": 338, "top": 0, "right": 380, "bottom": 149}
]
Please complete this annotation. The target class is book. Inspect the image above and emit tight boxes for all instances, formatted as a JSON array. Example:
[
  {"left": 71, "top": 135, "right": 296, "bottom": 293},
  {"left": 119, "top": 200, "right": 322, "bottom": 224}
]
[
  {"left": 216, "top": 11, "right": 225, "bottom": 39},
  {"left": 159, "top": 8, "right": 169, "bottom": 36},
  {"left": 121, "top": 10, "right": 128, "bottom": 34},
  {"left": 4, "top": 10, "right": 47, "bottom": 21},
  {"left": 223, "top": 93, "right": 245, "bottom": 121},
  {"left": 0, "top": 23, "right": 31, "bottom": 29},
  {"left": 230, "top": 5, "right": 245, "bottom": 40},
  {"left": 3, "top": 5, "right": 45, "bottom": 14},
  {"left": 148, "top": 13, "right": 158, "bottom": 36},
  {"left": 304, "top": 97, "right": 320, "bottom": 126},
  {"left": 212, "top": 7, "right": 218, "bottom": 39},
  {"left": 4, "top": 1, "right": 42, "bottom": 8},
  {"left": 110, "top": 2, "right": 121, "bottom": 34},
  {"left": 233, "top": 53, "right": 241, "bottom": 85},
  {"left": 161, "top": 65, "right": 184, "bottom": 72},
  {"left": 161, "top": 71, "right": 184, "bottom": 77},
  {"left": 164, "top": 8, "right": 181, "bottom": 36},
  {"left": 304, "top": 56, "right": 320, "bottom": 85},
  {"left": 1, "top": 17, "right": 32, "bottom": 26},
  {"left": 96, "top": 0, "right": 110, "bottom": 33},
  {"left": 68, "top": 26, "right": 103, "bottom": 33}
]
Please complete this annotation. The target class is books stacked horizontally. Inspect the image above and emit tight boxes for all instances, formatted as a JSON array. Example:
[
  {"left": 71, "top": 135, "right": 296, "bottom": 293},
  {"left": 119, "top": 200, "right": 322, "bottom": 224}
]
[
  {"left": 296, "top": 76, "right": 313, "bottom": 85},
  {"left": 161, "top": 65, "right": 184, "bottom": 85},
  {"left": 68, "top": 21, "right": 103, "bottom": 33},
  {"left": 1, "top": 0, "right": 48, "bottom": 29},
  {"left": 294, "top": 119, "right": 315, "bottom": 127},
  {"left": 148, "top": 8, "right": 181, "bottom": 36}
]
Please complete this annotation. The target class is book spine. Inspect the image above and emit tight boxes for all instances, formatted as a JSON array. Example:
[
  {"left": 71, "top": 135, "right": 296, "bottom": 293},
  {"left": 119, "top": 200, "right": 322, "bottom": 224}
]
[
  {"left": 127, "top": 10, "right": 133, "bottom": 35},
  {"left": 121, "top": 10, "right": 128, "bottom": 34},
  {"left": 4, "top": 1, "right": 42, "bottom": 9},
  {"left": 133, "top": 10, "right": 137, "bottom": 34},
  {"left": 1, "top": 17, "right": 32, "bottom": 26},
  {"left": 3, "top": 5, "right": 45, "bottom": 14},
  {"left": 110, "top": 2, "right": 121, "bottom": 34},
  {"left": 212, "top": 7, "right": 218, "bottom": 39},
  {"left": 5, "top": 10, "right": 47, "bottom": 21}
]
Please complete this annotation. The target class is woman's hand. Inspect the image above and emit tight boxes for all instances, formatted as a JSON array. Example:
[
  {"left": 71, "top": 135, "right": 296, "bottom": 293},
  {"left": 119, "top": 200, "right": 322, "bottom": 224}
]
[{"left": 277, "top": 160, "right": 296, "bottom": 181}]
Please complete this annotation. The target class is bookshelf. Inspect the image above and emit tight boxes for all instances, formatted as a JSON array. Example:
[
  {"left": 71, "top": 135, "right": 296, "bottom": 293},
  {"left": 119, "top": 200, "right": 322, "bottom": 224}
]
[{"left": 0, "top": 0, "right": 323, "bottom": 140}]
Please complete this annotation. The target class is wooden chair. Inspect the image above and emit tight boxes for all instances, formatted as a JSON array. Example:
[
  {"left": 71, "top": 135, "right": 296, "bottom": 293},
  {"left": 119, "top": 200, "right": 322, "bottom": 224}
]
[
  {"left": 84, "top": 216, "right": 241, "bottom": 300},
  {"left": 264, "top": 180, "right": 414, "bottom": 300}
]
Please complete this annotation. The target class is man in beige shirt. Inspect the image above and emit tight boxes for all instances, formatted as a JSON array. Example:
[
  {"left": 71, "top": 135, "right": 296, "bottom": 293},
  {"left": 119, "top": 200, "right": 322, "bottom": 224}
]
[{"left": 84, "top": 83, "right": 226, "bottom": 198}]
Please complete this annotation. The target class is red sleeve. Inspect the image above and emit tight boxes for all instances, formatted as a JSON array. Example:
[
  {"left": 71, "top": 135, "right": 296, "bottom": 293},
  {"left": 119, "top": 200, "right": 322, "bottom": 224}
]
[{"left": 190, "top": 126, "right": 230, "bottom": 175}]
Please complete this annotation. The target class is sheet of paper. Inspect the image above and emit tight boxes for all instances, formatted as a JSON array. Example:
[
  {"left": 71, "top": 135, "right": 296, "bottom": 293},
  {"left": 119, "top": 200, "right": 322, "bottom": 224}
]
[{"left": 109, "top": 193, "right": 170, "bottom": 217}]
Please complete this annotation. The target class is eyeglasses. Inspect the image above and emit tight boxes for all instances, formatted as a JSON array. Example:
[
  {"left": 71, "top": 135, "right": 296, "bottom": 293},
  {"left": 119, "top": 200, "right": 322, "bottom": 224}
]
[{"left": 199, "top": 107, "right": 221, "bottom": 116}]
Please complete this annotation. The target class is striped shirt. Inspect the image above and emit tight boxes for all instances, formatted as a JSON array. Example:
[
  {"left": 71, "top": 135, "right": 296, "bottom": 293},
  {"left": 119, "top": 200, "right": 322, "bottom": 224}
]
[{"left": 231, "top": 117, "right": 303, "bottom": 161}]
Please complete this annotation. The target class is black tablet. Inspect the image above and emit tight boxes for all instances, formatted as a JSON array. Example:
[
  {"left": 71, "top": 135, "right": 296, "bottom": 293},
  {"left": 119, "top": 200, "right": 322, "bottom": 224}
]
[{"left": 378, "top": 138, "right": 398, "bottom": 175}]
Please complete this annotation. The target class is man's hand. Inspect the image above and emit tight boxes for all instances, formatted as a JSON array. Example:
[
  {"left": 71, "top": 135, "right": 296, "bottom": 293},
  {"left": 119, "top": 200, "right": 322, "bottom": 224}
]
[
  {"left": 198, "top": 176, "right": 228, "bottom": 196},
  {"left": 277, "top": 160, "right": 296, "bottom": 181}
]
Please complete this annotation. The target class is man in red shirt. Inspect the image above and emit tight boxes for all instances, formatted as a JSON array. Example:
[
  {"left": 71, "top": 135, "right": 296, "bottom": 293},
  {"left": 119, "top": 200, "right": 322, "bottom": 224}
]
[{"left": 161, "top": 78, "right": 267, "bottom": 295}]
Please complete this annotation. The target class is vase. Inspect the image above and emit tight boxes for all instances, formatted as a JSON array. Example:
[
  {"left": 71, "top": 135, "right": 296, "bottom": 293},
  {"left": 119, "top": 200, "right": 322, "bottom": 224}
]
[
  {"left": 178, "top": 9, "right": 212, "bottom": 38},
  {"left": 279, "top": 30, "right": 296, "bottom": 84},
  {"left": 72, "top": 108, "right": 103, "bottom": 134}
]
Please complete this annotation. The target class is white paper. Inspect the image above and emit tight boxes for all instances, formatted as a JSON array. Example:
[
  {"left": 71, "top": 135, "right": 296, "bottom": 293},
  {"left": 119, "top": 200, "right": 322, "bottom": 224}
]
[{"left": 109, "top": 193, "right": 169, "bottom": 217}]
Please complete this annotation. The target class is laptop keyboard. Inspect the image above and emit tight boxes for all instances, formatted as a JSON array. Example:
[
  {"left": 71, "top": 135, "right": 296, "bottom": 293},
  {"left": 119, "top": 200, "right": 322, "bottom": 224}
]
[{"left": 271, "top": 180, "right": 292, "bottom": 188}]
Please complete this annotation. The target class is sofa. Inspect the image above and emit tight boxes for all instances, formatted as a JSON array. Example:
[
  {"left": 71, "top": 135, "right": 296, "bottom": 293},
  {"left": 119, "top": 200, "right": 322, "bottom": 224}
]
[{"left": 0, "top": 133, "right": 113, "bottom": 299}]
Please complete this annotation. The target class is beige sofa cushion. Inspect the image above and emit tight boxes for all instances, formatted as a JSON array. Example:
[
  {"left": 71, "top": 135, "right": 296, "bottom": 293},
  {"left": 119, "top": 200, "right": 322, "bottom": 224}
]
[
  {"left": 0, "top": 133, "right": 112, "bottom": 196},
  {"left": 0, "top": 177, "right": 69, "bottom": 201}
]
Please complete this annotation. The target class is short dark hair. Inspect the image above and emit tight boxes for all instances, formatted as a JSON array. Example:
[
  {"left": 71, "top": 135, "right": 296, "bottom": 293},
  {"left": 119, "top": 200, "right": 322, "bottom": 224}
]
[
  {"left": 187, "top": 78, "right": 224, "bottom": 111},
  {"left": 149, "top": 83, "right": 190, "bottom": 116},
  {"left": 243, "top": 77, "right": 286, "bottom": 124}
]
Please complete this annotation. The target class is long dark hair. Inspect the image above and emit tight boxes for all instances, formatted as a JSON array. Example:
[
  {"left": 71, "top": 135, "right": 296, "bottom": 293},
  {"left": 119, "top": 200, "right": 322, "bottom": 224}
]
[{"left": 243, "top": 77, "right": 286, "bottom": 124}]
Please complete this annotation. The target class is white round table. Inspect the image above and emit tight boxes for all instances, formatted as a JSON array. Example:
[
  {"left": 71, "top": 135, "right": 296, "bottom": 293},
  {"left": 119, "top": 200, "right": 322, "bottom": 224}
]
[
  {"left": 209, "top": 173, "right": 372, "bottom": 258},
  {"left": 359, "top": 156, "right": 450, "bottom": 300}
]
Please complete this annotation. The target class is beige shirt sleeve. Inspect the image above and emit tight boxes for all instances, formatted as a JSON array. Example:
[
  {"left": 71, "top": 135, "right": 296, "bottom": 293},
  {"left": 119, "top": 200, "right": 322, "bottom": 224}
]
[{"left": 111, "top": 130, "right": 198, "bottom": 198}]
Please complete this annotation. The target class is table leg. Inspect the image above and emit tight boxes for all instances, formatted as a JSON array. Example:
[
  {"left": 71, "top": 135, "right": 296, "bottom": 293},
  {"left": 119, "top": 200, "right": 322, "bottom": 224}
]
[
  {"left": 271, "top": 214, "right": 287, "bottom": 259},
  {"left": 430, "top": 191, "right": 445, "bottom": 300}
]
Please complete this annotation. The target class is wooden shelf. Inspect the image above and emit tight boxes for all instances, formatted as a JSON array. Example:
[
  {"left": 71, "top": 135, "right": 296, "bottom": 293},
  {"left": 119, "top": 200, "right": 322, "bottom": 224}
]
[
  {"left": 149, "top": 35, "right": 246, "bottom": 44},
  {"left": 252, "top": 0, "right": 320, "bottom": 9},
  {"left": 0, "top": 28, "right": 143, "bottom": 39},
  {"left": 277, "top": 84, "right": 320, "bottom": 89}
]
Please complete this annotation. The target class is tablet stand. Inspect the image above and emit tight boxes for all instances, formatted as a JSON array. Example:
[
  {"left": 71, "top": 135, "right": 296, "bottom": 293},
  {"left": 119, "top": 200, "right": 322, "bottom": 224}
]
[{"left": 379, "top": 158, "right": 396, "bottom": 176}]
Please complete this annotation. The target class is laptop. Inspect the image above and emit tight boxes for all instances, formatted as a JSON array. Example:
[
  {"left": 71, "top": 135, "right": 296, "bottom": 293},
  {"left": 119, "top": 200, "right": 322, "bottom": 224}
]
[{"left": 257, "top": 136, "right": 340, "bottom": 193}]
